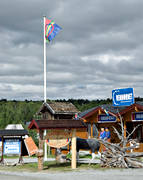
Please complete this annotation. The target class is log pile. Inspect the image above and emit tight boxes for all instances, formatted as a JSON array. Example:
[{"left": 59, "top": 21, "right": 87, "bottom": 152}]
[{"left": 99, "top": 114, "right": 143, "bottom": 168}]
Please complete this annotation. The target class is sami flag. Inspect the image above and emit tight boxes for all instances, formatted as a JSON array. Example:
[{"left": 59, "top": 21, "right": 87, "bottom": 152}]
[
  {"left": 101, "top": 106, "right": 109, "bottom": 116},
  {"left": 104, "top": 109, "right": 109, "bottom": 116},
  {"left": 45, "top": 19, "right": 62, "bottom": 42}
]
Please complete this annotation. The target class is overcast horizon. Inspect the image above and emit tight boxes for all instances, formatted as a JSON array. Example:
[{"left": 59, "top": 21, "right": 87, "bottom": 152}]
[{"left": 0, "top": 0, "right": 143, "bottom": 101}]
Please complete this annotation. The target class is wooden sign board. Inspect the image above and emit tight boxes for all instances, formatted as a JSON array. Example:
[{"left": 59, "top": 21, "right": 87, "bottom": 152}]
[
  {"left": 24, "top": 137, "right": 38, "bottom": 156},
  {"left": 46, "top": 129, "right": 71, "bottom": 148},
  {"left": 46, "top": 139, "right": 70, "bottom": 148}
]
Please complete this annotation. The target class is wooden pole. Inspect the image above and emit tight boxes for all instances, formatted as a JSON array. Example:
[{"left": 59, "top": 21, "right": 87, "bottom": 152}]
[
  {"left": 124, "top": 121, "right": 127, "bottom": 138},
  {"left": 71, "top": 129, "right": 76, "bottom": 169},
  {"left": 18, "top": 136, "right": 23, "bottom": 164},
  {"left": 0, "top": 136, "right": 4, "bottom": 164},
  {"left": 38, "top": 130, "right": 44, "bottom": 170},
  {"left": 91, "top": 123, "right": 93, "bottom": 138}
]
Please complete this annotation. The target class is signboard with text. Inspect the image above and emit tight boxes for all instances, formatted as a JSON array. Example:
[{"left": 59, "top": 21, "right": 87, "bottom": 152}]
[
  {"left": 98, "top": 114, "right": 117, "bottom": 123},
  {"left": 4, "top": 139, "right": 21, "bottom": 155},
  {"left": 112, "top": 88, "right": 134, "bottom": 107},
  {"left": 132, "top": 112, "right": 143, "bottom": 121}
]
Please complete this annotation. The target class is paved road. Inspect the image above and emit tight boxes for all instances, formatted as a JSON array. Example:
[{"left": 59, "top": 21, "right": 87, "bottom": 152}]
[{"left": 1, "top": 169, "right": 143, "bottom": 180}]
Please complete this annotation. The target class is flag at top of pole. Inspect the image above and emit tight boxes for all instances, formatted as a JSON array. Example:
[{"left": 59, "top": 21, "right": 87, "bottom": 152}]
[
  {"left": 43, "top": 17, "right": 62, "bottom": 104},
  {"left": 45, "top": 18, "right": 62, "bottom": 42}
]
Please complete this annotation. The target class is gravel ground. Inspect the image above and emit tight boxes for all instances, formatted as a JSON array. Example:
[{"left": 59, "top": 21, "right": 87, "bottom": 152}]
[
  {"left": 0, "top": 168, "right": 143, "bottom": 180},
  {"left": 1, "top": 157, "right": 143, "bottom": 180}
]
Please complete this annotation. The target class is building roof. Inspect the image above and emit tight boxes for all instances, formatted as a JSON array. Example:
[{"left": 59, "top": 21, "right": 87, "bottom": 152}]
[
  {"left": 5, "top": 124, "right": 24, "bottom": 130},
  {"left": 79, "top": 107, "right": 97, "bottom": 118},
  {"left": 79, "top": 101, "right": 143, "bottom": 119},
  {"left": 0, "top": 129, "right": 28, "bottom": 137},
  {"left": 28, "top": 119, "right": 87, "bottom": 130},
  {"left": 37, "top": 102, "right": 79, "bottom": 115}
]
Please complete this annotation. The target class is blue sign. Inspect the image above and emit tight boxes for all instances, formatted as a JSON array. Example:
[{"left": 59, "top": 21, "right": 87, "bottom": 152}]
[
  {"left": 4, "top": 139, "right": 21, "bottom": 155},
  {"left": 132, "top": 112, "right": 143, "bottom": 121},
  {"left": 98, "top": 115, "right": 116, "bottom": 123},
  {"left": 112, "top": 88, "right": 134, "bottom": 106}
]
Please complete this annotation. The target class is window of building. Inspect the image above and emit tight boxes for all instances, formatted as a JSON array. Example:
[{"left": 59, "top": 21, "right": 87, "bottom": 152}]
[
  {"left": 87, "top": 123, "right": 91, "bottom": 138},
  {"left": 93, "top": 123, "right": 99, "bottom": 137}
]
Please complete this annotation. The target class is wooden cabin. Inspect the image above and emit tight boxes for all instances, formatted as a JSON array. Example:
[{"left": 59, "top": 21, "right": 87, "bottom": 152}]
[
  {"left": 79, "top": 102, "right": 143, "bottom": 152},
  {"left": 36, "top": 102, "right": 79, "bottom": 120},
  {"left": 35, "top": 102, "right": 87, "bottom": 139}
]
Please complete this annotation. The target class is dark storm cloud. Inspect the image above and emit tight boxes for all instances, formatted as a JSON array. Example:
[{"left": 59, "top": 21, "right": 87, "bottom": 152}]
[{"left": 0, "top": 0, "right": 143, "bottom": 100}]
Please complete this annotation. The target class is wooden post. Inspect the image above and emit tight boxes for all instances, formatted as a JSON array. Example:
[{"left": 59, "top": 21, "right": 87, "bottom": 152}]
[
  {"left": 99, "top": 109, "right": 101, "bottom": 115},
  {"left": 91, "top": 123, "right": 93, "bottom": 138},
  {"left": 135, "top": 106, "right": 139, "bottom": 112},
  {"left": 0, "top": 136, "right": 4, "bottom": 164},
  {"left": 38, "top": 130, "right": 44, "bottom": 170},
  {"left": 71, "top": 129, "right": 76, "bottom": 169},
  {"left": 124, "top": 121, "right": 127, "bottom": 138},
  {"left": 18, "top": 136, "right": 23, "bottom": 164}
]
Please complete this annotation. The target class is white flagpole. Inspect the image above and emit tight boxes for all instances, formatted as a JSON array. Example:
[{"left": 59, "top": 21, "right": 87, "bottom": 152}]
[
  {"left": 44, "top": 16, "right": 47, "bottom": 103},
  {"left": 43, "top": 16, "right": 48, "bottom": 161}
]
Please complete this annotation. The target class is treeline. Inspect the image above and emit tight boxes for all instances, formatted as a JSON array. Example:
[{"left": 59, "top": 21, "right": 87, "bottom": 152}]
[
  {"left": 0, "top": 100, "right": 42, "bottom": 129},
  {"left": 0, "top": 97, "right": 143, "bottom": 129},
  {"left": 55, "top": 98, "right": 112, "bottom": 111}
]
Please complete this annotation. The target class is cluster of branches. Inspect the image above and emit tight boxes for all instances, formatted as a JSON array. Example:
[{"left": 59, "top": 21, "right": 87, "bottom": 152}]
[{"left": 99, "top": 113, "right": 143, "bottom": 168}]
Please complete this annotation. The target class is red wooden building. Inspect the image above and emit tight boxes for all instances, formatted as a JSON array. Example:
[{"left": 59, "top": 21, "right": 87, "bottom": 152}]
[{"left": 79, "top": 102, "right": 143, "bottom": 152}]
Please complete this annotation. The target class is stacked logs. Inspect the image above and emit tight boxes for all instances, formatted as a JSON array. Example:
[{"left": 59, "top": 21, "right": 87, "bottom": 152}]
[{"left": 99, "top": 115, "right": 143, "bottom": 168}]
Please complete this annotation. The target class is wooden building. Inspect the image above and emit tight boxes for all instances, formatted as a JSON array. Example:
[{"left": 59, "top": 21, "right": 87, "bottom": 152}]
[
  {"left": 35, "top": 102, "right": 87, "bottom": 138},
  {"left": 79, "top": 102, "right": 143, "bottom": 152},
  {"left": 36, "top": 102, "right": 79, "bottom": 120}
]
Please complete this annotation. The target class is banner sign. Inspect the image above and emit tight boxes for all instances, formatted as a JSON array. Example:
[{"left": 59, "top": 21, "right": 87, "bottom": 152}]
[
  {"left": 132, "top": 112, "right": 143, "bottom": 121},
  {"left": 46, "top": 129, "right": 71, "bottom": 148},
  {"left": 112, "top": 88, "right": 134, "bottom": 106},
  {"left": 4, "top": 139, "right": 21, "bottom": 155},
  {"left": 98, "top": 114, "right": 116, "bottom": 123},
  {"left": 46, "top": 139, "right": 70, "bottom": 149}
]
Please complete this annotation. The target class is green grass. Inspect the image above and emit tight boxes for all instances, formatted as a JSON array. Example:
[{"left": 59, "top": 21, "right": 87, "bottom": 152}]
[
  {"left": 0, "top": 160, "right": 101, "bottom": 172},
  {"left": 0, "top": 162, "right": 38, "bottom": 172}
]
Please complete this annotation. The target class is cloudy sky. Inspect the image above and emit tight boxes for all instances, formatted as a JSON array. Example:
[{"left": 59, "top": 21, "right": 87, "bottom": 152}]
[{"left": 0, "top": 0, "right": 143, "bottom": 100}]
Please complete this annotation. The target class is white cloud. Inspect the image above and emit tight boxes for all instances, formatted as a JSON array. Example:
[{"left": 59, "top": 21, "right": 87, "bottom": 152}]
[
  {"left": 0, "top": 0, "right": 143, "bottom": 100},
  {"left": 81, "top": 54, "right": 132, "bottom": 64}
]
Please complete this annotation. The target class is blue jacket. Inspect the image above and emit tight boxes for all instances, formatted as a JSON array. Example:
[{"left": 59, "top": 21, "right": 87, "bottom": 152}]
[
  {"left": 105, "top": 131, "right": 111, "bottom": 139},
  {"left": 99, "top": 131, "right": 106, "bottom": 139}
]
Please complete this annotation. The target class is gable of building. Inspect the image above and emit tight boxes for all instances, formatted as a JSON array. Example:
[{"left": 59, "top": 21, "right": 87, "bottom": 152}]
[{"left": 79, "top": 102, "right": 143, "bottom": 121}]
